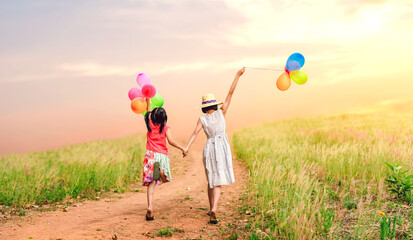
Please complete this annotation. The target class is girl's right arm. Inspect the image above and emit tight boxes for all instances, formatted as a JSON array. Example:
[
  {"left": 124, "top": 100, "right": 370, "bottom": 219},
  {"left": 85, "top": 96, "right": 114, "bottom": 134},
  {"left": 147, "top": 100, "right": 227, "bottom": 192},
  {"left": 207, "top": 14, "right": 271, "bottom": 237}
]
[
  {"left": 145, "top": 98, "right": 151, "bottom": 113},
  {"left": 144, "top": 98, "right": 151, "bottom": 131},
  {"left": 186, "top": 118, "right": 203, "bottom": 150}
]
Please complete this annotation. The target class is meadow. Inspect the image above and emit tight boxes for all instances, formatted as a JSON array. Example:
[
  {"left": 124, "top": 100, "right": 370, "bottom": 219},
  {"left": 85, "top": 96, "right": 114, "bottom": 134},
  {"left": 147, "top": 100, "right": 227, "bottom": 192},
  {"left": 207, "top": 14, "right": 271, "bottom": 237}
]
[
  {"left": 233, "top": 113, "right": 413, "bottom": 239},
  {"left": 0, "top": 135, "right": 145, "bottom": 214}
]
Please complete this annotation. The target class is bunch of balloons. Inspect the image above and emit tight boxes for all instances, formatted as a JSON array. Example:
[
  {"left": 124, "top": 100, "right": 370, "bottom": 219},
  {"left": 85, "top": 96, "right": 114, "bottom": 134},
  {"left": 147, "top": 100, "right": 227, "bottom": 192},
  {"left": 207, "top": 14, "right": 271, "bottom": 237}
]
[
  {"left": 128, "top": 73, "right": 165, "bottom": 114},
  {"left": 276, "top": 53, "right": 308, "bottom": 91}
]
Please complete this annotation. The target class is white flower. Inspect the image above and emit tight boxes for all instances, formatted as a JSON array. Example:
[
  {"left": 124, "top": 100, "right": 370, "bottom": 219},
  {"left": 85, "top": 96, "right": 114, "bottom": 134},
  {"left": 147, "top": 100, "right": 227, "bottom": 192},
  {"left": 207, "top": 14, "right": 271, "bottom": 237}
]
[{"left": 394, "top": 166, "right": 402, "bottom": 174}]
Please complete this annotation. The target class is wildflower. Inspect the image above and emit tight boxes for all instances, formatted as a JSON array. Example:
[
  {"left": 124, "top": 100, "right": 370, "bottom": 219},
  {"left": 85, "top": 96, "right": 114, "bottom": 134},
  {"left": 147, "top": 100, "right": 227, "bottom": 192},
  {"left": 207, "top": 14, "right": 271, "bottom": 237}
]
[
  {"left": 379, "top": 211, "right": 386, "bottom": 216},
  {"left": 393, "top": 165, "right": 402, "bottom": 174}
]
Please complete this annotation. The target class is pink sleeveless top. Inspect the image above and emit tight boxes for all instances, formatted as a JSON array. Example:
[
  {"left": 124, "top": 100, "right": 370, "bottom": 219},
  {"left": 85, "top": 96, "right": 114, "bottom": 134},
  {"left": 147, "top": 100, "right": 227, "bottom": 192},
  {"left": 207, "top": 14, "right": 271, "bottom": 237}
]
[{"left": 146, "top": 120, "right": 169, "bottom": 155}]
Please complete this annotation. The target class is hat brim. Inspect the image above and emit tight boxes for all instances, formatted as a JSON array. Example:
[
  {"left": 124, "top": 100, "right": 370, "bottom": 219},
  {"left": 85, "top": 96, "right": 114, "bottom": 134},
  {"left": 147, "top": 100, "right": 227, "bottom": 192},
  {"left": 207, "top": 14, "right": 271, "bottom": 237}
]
[{"left": 199, "top": 102, "right": 223, "bottom": 108}]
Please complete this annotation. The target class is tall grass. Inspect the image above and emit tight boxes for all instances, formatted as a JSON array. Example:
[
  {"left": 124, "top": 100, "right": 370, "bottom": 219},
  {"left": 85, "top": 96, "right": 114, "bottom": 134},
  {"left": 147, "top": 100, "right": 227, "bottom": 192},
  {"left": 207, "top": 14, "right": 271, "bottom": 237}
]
[
  {"left": 233, "top": 113, "right": 413, "bottom": 239},
  {"left": 0, "top": 135, "right": 145, "bottom": 210}
]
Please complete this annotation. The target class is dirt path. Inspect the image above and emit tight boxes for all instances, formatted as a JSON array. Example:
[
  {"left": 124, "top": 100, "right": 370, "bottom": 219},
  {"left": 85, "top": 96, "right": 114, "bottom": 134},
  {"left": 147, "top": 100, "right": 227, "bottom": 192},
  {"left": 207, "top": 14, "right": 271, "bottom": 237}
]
[{"left": 0, "top": 140, "right": 248, "bottom": 240}]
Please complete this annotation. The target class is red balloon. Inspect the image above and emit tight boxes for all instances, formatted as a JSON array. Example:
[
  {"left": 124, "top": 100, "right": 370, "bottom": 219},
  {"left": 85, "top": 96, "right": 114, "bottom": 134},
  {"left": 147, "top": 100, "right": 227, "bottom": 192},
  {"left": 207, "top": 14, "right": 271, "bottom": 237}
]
[
  {"left": 141, "top": 84, "right": 156, "bottom": 98},
  {"left": 284, "top": 66, "right": 290, "bottom": 74}
]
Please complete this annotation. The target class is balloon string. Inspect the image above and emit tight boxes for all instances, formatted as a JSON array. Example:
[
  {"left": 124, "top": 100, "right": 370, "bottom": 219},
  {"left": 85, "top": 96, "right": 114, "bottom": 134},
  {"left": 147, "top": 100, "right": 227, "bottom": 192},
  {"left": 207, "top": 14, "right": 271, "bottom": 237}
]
[{"left": 244, "top": 67, "right": 284, "bottom": 71}]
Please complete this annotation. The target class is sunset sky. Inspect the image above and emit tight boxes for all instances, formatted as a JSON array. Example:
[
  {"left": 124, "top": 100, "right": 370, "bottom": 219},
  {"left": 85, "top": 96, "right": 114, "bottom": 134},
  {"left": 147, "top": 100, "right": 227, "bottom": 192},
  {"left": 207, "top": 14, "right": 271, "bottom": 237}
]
[{"left": 1, "top": 0, "right": 413, "bottom": 154}]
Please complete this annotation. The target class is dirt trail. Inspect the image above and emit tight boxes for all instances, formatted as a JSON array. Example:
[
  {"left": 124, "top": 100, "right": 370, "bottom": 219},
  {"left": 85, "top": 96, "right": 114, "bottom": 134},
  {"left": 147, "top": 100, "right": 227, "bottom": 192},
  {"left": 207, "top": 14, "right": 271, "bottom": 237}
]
[{"left": 0, "top": 139, "right": 248, "bottom": 240}]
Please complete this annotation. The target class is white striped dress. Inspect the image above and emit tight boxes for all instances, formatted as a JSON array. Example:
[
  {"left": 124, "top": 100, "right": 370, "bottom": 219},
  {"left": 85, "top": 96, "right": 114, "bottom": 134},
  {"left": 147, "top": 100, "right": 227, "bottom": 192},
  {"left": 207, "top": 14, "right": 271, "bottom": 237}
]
[{"left": 200, "top": 109, "right": 235, "bottom": 188}]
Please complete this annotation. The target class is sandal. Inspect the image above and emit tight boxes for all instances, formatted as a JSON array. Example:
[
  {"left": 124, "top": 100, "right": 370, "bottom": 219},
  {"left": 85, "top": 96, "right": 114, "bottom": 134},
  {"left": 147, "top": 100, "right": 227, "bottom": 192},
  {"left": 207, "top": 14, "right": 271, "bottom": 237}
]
[
  {"left": 153, "top": 162, "right": 160, "bottom": 181},
  {"left": 207, "top": 211, "right": 211, "bottom": 216},
  {"left": 146, "top": 210, "right": 154, "bottom": 221},
  {"left": 209, "top": 211, "right": 219, "bottom": 224}
]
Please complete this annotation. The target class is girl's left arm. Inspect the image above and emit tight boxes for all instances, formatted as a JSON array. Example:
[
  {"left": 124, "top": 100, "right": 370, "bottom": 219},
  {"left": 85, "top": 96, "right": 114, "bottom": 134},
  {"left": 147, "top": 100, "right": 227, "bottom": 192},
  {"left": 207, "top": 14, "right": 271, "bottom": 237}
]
[
  {"left": 165, "top": 128, "right": 186, "bottom": 152},
  {"left": 186, "top": 119, "right": 203, "bottom": 150}
]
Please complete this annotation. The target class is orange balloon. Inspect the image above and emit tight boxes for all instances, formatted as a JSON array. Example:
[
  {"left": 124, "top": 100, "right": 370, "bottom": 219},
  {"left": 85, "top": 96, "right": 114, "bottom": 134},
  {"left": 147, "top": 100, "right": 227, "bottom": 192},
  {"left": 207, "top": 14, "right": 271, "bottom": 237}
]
[
  {"left": 276, "top": 72, "right": 291, "bottom": 91},
  {"left": 131, "top": 97, "right": 147, "bottom": 114}
]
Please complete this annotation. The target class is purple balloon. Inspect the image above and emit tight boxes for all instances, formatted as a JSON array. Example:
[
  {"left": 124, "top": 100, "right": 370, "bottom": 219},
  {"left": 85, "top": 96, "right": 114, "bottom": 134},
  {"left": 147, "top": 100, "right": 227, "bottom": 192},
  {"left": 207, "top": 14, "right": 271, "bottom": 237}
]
[
  {"left": 286, "top": 60, "right": 301, "bottom": 71},
  {"left": 128, "top": 87, "right": 143, "bottom": 101},
  {"left": 136, "top": 73, "right": 151, "bottom": 87}
]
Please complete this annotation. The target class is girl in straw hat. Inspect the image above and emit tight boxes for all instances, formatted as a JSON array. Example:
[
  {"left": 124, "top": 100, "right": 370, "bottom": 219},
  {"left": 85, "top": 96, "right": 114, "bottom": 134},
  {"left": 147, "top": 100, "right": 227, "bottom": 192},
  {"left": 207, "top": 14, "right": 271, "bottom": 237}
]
[{"left": 185, "top": 67, "right": 245, "bottom": 224}]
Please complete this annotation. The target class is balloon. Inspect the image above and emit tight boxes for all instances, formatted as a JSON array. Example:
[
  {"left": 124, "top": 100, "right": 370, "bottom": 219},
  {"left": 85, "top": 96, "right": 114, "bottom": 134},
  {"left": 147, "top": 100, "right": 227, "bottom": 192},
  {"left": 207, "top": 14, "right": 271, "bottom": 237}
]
[
  {"left": 286, "top": 53, "right": 305, "bottom": 71},
  {"left": 136, "top": 73, "right": 151, "bottom": 87},
  {"left": 150, "top": 93, "right": 164, "bottom": 107},
  {"left": 142, "top": 110, "right": 147, "bottom": 116},
  {"left": 141, "top": 84, "right": 156, "bottom": 98},
  {"left": 290, "top": 70, "right": 308, "bottom": 85},
  {"left": 128, "top": 87, "right": 143, "bottom": 101},
  {"left": 286, "top": 60, "right": 301, "bottom": 71},
  {"left": 149, "top": 100, "right": 157, "bottom": 110},
  {"left": 131, "top": 97, "right": 147, "bottom": 114},
  {"left": 276, "top": 72, "right": 291, "bottom": 91},
  {"left": 284, "top": 66, "right": 290, "bottom": 74}
]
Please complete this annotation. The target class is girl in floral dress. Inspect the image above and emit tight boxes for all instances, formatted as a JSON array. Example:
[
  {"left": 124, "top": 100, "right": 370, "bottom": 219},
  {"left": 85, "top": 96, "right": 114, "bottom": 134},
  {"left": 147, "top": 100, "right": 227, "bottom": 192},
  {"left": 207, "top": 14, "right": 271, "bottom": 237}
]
[{"left": 143, "top": 99, "right": 187, "bottom": 220}]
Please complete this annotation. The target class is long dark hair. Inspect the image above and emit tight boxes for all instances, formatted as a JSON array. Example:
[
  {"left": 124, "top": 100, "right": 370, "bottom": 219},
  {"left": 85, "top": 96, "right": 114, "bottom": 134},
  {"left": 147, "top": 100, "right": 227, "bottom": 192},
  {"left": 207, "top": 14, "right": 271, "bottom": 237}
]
[
  {"left": 145, "top": 107, "right": 167, "bottom": 133},
  {"left": 202, "top": 104, "right": 218, "bottom": 113}
]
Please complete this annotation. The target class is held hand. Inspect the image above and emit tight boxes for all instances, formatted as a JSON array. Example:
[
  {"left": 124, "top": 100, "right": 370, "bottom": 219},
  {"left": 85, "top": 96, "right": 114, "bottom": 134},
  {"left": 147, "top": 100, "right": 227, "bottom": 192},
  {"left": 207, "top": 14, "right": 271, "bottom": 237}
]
[
  {"left": 182, "top": 147, "right": 189, "bottom": 158},
  {"left": 236, "top": 67, "right": 245, "bottom": 77}
]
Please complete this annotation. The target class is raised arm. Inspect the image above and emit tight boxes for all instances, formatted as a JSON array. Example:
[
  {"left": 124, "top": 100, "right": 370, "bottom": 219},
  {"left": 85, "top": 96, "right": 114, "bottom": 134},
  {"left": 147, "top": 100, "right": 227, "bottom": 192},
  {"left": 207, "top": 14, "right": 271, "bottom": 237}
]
[
  {"left": 220, "top": 67, "right": 245, "bottom": 115},
  {"left": 145, "top": 98, "right": 151, "bottom": 113},
  {"left": 186, "top": 119, "right": 203, "bottom": 150}
]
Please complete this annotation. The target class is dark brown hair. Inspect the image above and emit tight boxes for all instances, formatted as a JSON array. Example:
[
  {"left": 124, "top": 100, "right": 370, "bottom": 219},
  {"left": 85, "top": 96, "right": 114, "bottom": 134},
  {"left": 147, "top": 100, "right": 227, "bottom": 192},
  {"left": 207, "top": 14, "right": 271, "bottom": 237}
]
[
  {"left": 202, "top": 104, "right": 218, "bottom": 113},
  {"left": 144, "top": 107, "right": 167, "bottom": 133}
]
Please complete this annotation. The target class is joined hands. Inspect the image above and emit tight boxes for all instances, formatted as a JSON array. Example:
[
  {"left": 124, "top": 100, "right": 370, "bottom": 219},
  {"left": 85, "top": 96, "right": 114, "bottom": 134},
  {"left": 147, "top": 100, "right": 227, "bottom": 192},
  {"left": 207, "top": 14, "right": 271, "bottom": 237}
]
[{"left": 182, "top": 147, "right": 189, "bottom": 158}]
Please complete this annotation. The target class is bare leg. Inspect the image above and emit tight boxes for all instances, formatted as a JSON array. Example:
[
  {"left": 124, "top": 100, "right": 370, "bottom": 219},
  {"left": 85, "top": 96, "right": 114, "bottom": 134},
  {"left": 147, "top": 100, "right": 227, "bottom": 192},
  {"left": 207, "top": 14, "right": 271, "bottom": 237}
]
[
  {"left": 209, "top": 186, "right": 221, "bottom": 224},
  {"left": 147, "top": 181, "right": 156, "bottom": 216},
  {"left": 207, "top": 185, "right": 213, "bottom": 211},
  {"left": 210, "top": 186, "right": 221, "bottom": 213}
]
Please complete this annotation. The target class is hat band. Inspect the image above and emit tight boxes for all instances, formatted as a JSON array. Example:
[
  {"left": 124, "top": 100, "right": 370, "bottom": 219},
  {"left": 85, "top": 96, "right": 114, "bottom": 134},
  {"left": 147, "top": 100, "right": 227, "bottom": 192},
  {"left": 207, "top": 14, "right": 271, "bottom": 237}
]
[{"left": 202, "top": 100, "right": 217, "bottom": 105}]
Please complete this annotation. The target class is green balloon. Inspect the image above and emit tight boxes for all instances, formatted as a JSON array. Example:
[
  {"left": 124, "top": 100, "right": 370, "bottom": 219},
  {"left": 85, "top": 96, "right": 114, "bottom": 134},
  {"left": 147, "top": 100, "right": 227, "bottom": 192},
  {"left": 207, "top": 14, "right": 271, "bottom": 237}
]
[
  {"left": 151, "top": 93, "right": 164, "bottom": 107},
  {"left": 149, "top": 101, "right": 157, "bottom": 110}
]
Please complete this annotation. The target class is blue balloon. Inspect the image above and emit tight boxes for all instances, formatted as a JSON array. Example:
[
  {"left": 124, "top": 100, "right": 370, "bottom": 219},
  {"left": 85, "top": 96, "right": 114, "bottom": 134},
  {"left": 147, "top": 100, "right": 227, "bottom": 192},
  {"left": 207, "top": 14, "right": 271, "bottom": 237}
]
[{"left": 286, "top": 53, "right": 305, "bottom": 71}]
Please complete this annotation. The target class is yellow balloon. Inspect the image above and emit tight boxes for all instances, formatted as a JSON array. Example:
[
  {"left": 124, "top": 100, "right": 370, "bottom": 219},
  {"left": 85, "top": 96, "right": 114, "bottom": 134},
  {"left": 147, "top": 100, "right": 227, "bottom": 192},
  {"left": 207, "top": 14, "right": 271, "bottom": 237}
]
[
  {"left": 289, "top": 70, "right": 308, "bottom": 85},
  {"left": 276, "top": 72, "right": 291, "bottom": 91},
  {"left": 131, "top": 97, "right": 147, "bottom": 114}
]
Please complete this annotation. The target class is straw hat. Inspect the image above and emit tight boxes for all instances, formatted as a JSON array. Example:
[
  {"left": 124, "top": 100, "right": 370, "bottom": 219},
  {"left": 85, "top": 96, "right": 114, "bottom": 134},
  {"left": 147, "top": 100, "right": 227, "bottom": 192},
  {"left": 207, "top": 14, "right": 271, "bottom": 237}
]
[{"left": 199, "top": 94, "right": 223, "bottom": 108}]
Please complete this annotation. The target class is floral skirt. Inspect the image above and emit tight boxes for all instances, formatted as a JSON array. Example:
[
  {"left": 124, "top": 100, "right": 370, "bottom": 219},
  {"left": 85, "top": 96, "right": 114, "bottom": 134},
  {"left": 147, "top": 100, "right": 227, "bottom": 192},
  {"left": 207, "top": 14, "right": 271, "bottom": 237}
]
[{"left": 142, "top": 150, "right": 171, "bottom": 186}]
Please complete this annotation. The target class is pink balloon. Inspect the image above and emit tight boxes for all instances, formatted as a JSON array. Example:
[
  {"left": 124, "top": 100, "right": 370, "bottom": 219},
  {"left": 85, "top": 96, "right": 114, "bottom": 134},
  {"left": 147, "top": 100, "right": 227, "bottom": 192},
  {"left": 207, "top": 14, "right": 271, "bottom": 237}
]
[
  {"left": 128, "top": 87, "right": 143, "bottom": 101},
  {"left": 141, "top": 84, "right": 156, "bottom": 98},
  {"left": 136, "top": 73, "right": 151, "bottom": 87}
]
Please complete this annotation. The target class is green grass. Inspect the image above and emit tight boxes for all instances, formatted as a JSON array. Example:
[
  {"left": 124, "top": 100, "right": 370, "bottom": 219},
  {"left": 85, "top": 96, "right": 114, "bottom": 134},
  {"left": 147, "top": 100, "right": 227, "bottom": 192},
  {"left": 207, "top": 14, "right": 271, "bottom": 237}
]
[
  {"left": 233, "top": 113, "right": 413, "bottom": 239},
  {"left": 157, "top": 227, "right": 173, "bottom": 237},
  {"left": 0, "top": 135, "right": 145, "bottom": 211},
  {"left": 156, "top": 226, "right": 184, "bottom": 237}
]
